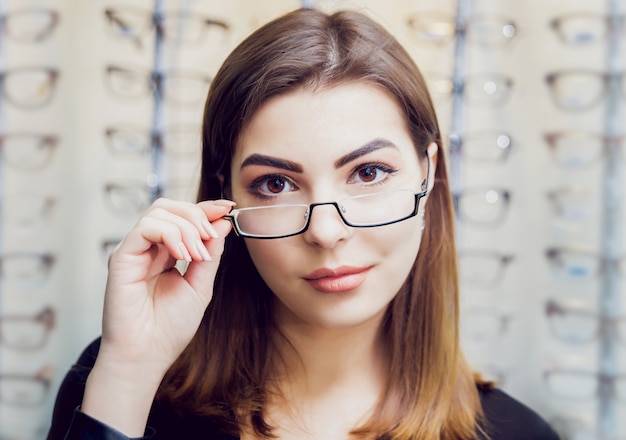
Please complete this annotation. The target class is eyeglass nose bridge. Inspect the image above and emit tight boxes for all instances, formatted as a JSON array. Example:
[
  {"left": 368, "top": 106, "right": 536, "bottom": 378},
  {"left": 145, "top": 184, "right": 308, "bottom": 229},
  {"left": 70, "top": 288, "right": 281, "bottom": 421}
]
[{"left": 303, "top": 200, "right": 350, "bottom": 229}]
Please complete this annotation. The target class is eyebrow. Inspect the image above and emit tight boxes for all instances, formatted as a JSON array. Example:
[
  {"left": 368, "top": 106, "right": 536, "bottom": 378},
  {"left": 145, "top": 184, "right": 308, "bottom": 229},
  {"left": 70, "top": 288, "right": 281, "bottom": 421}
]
[
  {"left": 334, "top": 139, "right": 398, "bottom": 168},
  {"left": 239, "top": 138, "right": 398, "bottom": 172}
]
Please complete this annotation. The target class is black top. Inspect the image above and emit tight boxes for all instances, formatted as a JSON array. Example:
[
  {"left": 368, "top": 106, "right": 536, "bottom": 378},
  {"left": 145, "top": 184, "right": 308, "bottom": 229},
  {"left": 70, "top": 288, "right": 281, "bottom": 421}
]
[{"left": 47, "top": 339, "right": 559, "bottom": 439}]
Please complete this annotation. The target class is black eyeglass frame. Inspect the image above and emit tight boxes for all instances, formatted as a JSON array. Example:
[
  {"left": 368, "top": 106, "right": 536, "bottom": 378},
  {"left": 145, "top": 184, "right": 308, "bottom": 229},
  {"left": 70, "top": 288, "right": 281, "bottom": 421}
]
[{"left": 225, "top": 156, "right": 431, "bottom": 239}]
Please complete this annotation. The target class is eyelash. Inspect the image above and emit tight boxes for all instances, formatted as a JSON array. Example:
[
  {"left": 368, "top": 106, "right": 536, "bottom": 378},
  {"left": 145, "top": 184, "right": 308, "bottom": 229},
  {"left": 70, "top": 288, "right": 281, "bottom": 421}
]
[
  {"left": 349, "top": 162, "right": 398, "bottom": 186},
  {"left": 246, "top": 162, "right": 399, "bottom": 200}
]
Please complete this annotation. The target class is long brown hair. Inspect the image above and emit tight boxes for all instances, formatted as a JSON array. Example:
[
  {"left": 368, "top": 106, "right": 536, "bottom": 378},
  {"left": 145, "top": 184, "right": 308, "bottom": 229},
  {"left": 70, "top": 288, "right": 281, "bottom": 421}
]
[{"left": 159, "top": 8, "right": 486, "bottom": 439}]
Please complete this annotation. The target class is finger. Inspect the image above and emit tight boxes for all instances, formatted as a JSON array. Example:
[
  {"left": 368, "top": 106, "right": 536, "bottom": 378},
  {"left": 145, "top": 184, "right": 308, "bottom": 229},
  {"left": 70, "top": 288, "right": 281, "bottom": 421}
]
[
  {"left": 146, "top": 198, "right": 231, "bottom": 241},
  {"left": 183, "top": 219, "right": 232, "bottom": 298}
]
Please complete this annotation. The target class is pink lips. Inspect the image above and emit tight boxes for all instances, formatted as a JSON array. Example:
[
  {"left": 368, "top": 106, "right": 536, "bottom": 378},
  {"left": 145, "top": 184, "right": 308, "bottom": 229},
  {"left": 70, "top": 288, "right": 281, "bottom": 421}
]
[{"left": 303, "top": 266, "right": 372, "bottom": 293}]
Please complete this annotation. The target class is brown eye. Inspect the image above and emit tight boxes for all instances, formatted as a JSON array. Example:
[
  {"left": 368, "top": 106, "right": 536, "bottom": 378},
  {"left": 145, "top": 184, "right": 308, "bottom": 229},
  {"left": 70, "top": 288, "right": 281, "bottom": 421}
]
[
  {"left": 266, "top": 177, "right": 286, "bottom": 193},
  {"left": 358, "top": 167, "right": 378, "bottom": 182}
]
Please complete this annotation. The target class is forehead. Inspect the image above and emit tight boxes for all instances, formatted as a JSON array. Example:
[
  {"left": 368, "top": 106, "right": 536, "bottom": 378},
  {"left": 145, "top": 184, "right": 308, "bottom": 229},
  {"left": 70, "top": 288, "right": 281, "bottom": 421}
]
[{"left": 232, "top": 82, "right": 418, "bottom": 169}]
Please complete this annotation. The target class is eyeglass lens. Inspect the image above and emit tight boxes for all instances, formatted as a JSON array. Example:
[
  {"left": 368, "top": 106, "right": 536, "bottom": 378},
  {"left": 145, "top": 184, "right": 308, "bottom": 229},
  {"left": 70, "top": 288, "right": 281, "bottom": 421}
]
[{"left": 232, "top": 189, "right": 418, "bottom": 238}]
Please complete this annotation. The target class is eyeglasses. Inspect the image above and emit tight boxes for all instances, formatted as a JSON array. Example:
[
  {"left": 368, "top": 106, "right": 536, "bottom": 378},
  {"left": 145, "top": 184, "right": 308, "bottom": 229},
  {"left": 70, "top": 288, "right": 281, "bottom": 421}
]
[
  {"left": 546, "top": 187, "right": 599, "bottom": 223},
  {"left": 104, "top": 7, "right": 229, "bottom": 50},
  {"left": 226, "top": 187, "right": 428, "bottom": 240},
  {"left": 461, "top": 305, "right": 511, "bottom": 345},
  {"left": 453, "top": 187, "right": 511, "bottom": 228},
  {"left": 427, "top": 73, "right": 514, "bottom": 107},
  {"left": 0, "top": 252, "right": 55, "bottom": 287},
  {"left": 407, "top": 12, "right": 517, "bottom": 48},
  {"left": 544, "top": 131, "right": 624, "bottom": 168},
  {"left": 545, "top": 299, "right": 625, "bottom": 345},
  {"left": 105, "top": 124, "right": 201, "bottom": 157},
  {"left": 0, "top": 307, "right": 55, "bottom": 351},
  {"left": 458, "top": 249, "right": 514, "bottom": 287},
  {"left": 0, "top": 67, "right": 59, "bottom": 109},
  {"left": 0, "top": 8, "right": 59, "bottom": 43},
  {"left": 103, "top": 179, "right": 197, "bottom": 217},
  {"left": 545, "top": 247, "right": 624, "bottom": 278},
  {"left": 2, "top": 194, "right": 56, "bottom": 230},
  {"left": 550, "top": 13, "right": 624, "bottom": 45},
  {"left": 0, "top": 365, "right": 53, "bottom": 407},
  {"left": 449, "top": 131, "right": 514, "bottom": 163},
  {"left": 105, "top": 64, "right": 211, "bottom": 107},
  {"left": 544, "top": 369, "right": 626, "bottom": 403},
  {"left": 545, "top": 70, "right": 625, "bottom": 112},
  {"left": 0, "top": 133, "right": 58, "bottom": 171}
]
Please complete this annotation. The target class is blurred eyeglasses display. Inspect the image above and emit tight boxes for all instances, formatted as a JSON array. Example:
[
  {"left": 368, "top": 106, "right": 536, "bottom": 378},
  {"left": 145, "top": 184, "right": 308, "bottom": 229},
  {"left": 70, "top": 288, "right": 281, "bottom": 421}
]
[
  {"left": 453, "top": 186, "right": 511, "bottom": 228},
  {"left": 550, "top": 13, "right": 625, "bottom": 45},
  {"left": 0, "top": 8, "right": 59, "bottom": 43},
  {"left": 0, "top": 252, "right": 55, "bottom": 288},
  {"left": 458, "top": 249, "right": 514, "bottom": 287},
  {"left": 407, "top": 11, "right": 517, "bottom": 48},
  {"left": 451, "top": 131, "right": 513, "bottom": 163},
  {"left": 545, "top": 299, "right": 625, "bottom": 345},
  {"left": 0, "top": 67, "right": 59, "bottom": 109},
  {"left": 427, "top": 72, "right": 514, "bottom": 107},
  {"left": 104, "top": 7, "right": 229, "bottom": 50},
  {"left": 104, "top": 124, "right": 201, "bottom": 157},
  {"left": 0, "top": 366, "right": 53, "bottom": 407},
  {"left": 544, "top": 131, "right": 624, "bottom": 168},
  {"left": 105, "top": 64, "right": 212, "bottom": 107},
  {"left": 545, "top": 369, "right": 626, "bottom": 403},
  {"left": 0, "top": 133, "right": 58, "bottom": 171},
  {"left": 545, "top": 247, "right": 624, "bottom": 279},
  {"left": 545, "top": 70, "right": 625, "bottom": 112},
  {"left": 0, "top": 307, "right": 55, "bottom": 351},
  {"left": 103, "top": 179, "right": 197, "bottom": 217}
]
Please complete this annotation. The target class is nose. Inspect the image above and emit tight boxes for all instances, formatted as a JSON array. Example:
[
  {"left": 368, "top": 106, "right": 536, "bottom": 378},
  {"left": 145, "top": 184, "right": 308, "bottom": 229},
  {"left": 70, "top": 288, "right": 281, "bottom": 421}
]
[{"left": 302, "top": 202, "right": 352, "bottom": 248}]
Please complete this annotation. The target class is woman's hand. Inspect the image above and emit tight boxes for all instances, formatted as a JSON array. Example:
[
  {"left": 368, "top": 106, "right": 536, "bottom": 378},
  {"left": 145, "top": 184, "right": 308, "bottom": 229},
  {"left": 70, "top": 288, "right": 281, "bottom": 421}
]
[{"left": 82, "top": 198, "right": 233, "bottom": 436}]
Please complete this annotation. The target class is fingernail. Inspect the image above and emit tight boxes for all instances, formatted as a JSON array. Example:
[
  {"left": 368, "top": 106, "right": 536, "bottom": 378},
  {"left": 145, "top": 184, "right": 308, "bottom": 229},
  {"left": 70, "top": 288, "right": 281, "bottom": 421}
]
[
  {"left": 214, "top": 199, "right": 237, "bottom": 208},
  {"left": 202, "top": 220, "right": 220, "bottom": 239},
  {"left": 196, "top": 240, "right": 212, "bottom": 261},
  {"left": 179, "top": 242, "right": 192, "bottom": 262}
]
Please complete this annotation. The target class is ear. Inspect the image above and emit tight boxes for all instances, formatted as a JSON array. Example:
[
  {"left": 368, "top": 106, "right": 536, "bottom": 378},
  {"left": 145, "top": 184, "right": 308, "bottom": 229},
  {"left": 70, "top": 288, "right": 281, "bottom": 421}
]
[{"left": 422, "top": 142, "right": 438, "bottom": 193}]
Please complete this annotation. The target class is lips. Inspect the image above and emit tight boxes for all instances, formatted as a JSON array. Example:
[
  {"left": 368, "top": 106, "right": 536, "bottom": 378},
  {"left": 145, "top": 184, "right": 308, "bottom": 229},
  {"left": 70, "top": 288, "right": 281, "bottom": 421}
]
[{"left": 303, "top": 266, "right": 372, "bottom": 293}]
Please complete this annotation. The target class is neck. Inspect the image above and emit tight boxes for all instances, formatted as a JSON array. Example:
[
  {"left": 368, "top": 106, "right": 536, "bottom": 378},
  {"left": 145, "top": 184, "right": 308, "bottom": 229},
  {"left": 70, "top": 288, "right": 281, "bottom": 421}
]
[{"left": 271, "top": 306, "right": 388, "bottom": 400}]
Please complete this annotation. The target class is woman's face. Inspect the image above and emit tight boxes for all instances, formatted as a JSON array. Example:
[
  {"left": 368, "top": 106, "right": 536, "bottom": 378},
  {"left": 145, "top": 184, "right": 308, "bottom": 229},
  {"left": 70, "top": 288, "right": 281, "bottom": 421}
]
[{"left": 229, "top": 82, "right": 437, "bottom": 331}]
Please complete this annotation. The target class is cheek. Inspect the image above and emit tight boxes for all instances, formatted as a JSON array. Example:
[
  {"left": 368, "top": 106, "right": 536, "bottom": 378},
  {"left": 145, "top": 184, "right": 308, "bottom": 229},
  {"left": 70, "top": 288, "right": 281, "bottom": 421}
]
[{"left": 244, "top": 240, "right": 294, "bottom": 286}]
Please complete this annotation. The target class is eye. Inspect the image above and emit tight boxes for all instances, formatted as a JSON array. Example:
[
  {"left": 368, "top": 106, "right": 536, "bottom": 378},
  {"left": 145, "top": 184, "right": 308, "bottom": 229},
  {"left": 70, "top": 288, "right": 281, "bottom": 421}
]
[
  {"left": 349, "top": 163, "right": 397, "bottom": 185},
  {"left": 249, "top": 174, "right": 298, "bottom": 199}
]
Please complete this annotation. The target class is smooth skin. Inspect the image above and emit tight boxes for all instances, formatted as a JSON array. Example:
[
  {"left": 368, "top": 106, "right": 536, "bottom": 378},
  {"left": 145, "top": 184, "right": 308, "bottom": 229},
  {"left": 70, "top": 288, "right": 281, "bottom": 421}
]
[{"left": 81, "top": 82, "right": 437, "bottom": 439}]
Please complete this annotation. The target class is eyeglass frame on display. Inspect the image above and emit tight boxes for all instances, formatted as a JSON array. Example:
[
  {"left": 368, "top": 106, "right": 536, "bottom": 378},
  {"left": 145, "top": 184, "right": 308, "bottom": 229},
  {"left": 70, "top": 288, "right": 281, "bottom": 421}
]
[
  {"left": 0, "top": 252, "right": 55, "bottom": 288},
  {"left": 544, "top": 368, "right": 626, "bottom": 403},
  {"left": 104, "top": 64, "right": 212, "bottom": 107},
  {"left": 0, "top": 133, "right": 59, "bottom": 171},
  {"left": 0, "top": 365, "right": 54, "bottom": 407},
  {"left": 545, "top": 299, "right": 625, "bottom": 345},
  {"left": 104, "top": 124, "right": 201, "bottom": 157},
  {"left": 458, "top": 248, "right": 515, "bottom": 288},
  {"left": 448, "top": 131, "right": 514, "bottom": 164},
  {"left": 0, "top": 67, "right": 59, "bottom": 110},
  {"left": 0, "top": 307, "right": 55, "bottom": 351},
  {"left": 0, "top": 8, "right": 59, "bottom": 43},
  {"left": 452, "top": 186, "right": 511, "bottom": 228},
  {"left": 543, "top": 131, "right": 624, "bottom": 168},
  {"left": 545, "top": 247, "right": 625, "bottom": 279},
  {"left": 545, "top": 70, "right": 625, "bottom": 112},
  {"left": 104, "top": 6, "right": 230, "bottom": 50},
  {"left": 550, "top": 13, "right": 625, "bottom": 45},
  {"left": 426, "top": 72, "right": 515, "bottom": 108},
  {"left": 406, "top": 11, "right": 517, "bottom": 49}
]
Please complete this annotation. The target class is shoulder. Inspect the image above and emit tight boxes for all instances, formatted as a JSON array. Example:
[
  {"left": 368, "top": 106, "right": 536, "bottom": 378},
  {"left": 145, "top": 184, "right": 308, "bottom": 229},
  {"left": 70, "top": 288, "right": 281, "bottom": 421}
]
[{"left": 478, "top": 386, "right": 559, "bottom": 440}]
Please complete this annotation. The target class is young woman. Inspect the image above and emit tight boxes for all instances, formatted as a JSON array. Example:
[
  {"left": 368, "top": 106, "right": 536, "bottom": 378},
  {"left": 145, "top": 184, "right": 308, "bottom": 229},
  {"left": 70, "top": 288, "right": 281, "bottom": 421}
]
[{"left": 48, "top": 8, "right": 558, "bottom": 440}]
